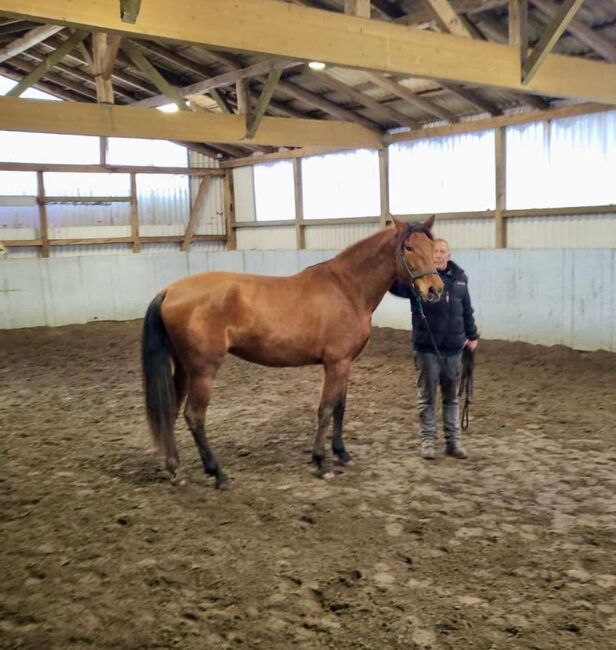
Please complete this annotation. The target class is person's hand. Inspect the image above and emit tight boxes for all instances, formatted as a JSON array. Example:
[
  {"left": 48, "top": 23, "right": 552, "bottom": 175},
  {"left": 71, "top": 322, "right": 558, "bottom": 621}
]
[{"left": 465, "top": 339, "right": 478, "bottom": 351}]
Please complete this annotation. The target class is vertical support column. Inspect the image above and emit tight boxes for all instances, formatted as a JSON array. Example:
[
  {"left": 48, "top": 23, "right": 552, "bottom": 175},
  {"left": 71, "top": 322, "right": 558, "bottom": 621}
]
[
  {"left": 509, "top": 0, "right": 528, "bottom": 71},
  {"left": 344, "top": 0, "right": 371, "bottom": 18},
  {"left": 36, "top": 171, "right": 49, "bottom": 258},
  {"left": 223, "top": 169, "right": 237, "bottom": 251},
  {"left": 495, "top": 127, "right": 507, "bottom": 249},
  {"left": 130, "top": 172, "right": 141, "bottom": 253},
  {"left": 378, "top": 147, "right": 389, "bottom": 229},
  {"left": 293, "top": 158, "right": 305, "bottom": 250},
  {"left": 100, "top": 136, "right": 108, "bottom": 166}
]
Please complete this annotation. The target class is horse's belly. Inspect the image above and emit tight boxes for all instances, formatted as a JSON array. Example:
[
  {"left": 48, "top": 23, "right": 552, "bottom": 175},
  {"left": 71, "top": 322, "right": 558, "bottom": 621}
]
[{"left": 229, "top": 342, "right": 320, "bottom": 367}]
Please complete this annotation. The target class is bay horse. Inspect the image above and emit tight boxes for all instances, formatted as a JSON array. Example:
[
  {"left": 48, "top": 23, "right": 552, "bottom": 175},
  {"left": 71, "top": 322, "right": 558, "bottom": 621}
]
[{"left": 141, "top": 216, "right": 443, "bottom": 489}]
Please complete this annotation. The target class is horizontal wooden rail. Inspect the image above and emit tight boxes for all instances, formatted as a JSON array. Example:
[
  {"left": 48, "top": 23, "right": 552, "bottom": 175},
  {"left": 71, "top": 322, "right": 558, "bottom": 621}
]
[
  {"left": 0, "top": 162, "right": 224, "bottom": 175},
  {"left": 40, "top": 196, "right": 131, "bottom": 203},
  {"left": 1, "top": 235, "right": 226, "bottom": 247}
]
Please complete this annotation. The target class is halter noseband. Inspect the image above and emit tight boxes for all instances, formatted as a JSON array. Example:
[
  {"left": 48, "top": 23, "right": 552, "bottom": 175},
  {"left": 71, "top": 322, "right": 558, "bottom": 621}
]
[{"left": 399, "top": 246, "right": 437, "bottom": 281}]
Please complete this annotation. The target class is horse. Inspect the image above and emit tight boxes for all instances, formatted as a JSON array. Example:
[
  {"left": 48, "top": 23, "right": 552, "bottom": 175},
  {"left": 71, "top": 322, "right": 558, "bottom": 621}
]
[{"left": 141, "top": 216, "right": 443, "bottom": 489}]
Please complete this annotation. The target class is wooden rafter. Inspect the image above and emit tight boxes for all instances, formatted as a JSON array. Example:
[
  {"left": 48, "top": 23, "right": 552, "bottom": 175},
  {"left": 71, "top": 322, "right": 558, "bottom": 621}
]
[
  {"left": 344, "top": 0, "right": 370, "bottom": 18},
  {"left": 131, "top": 59, "right": 303, "bottom": 109},
  {"left": 396, "top": 0, "right": 509, "bottom": 26},
  {"left": 422, "top": 0, "right": 473, "bottom": 37},
  {"left": 275, "top": 77, "right": 382, "bottom": 131},
  {"left": 0, "top": 96, "right": 381, "bottom": 148},
  {"left": 437, "top": 80, "right": 501, "bottom": 116},
  {"left": 5, "top": 30, "right": 88, "bottom": 96},
  {"left": 530, "top": 0, "right": 616, "bottom": 63},
  {"left": 1, "top": 0, "right": 614, "bottom": 103},
  {"left": 363, "top": 72, "right": 458, "bottom": 123},
  {"left": 246, "top": 68, "right": 282, "bottom": 138},
  {"left": 0, "top": 23, "right": 62, "bottom": 63},
  {"left": 92, "top": 32, "right": 115, "bottom": 103},
  {"left": 121, "top": 40, "right": 189, "bottom": 109},
  {"left": 522, "top": 0, "right": 585, "bottom": 83},
  {"left": 306, "top": 68, "right": 419, "bottom": 128}
]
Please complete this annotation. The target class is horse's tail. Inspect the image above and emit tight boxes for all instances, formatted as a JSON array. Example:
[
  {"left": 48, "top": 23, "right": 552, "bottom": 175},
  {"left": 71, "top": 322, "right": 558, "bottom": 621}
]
[{"left": 141, "top": 291, "right": 178, "bottom": 474}]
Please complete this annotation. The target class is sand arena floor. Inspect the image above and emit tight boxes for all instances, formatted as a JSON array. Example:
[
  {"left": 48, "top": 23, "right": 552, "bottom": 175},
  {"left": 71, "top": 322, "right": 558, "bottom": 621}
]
[{"left": 1, "top": 321, "right": 615, "bottom": 649}]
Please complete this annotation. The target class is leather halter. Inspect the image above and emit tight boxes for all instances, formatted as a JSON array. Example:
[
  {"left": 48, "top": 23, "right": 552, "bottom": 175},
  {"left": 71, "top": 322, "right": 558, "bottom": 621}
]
[{"left": 399, "top": 248, "right": 438, "bottom": 282}]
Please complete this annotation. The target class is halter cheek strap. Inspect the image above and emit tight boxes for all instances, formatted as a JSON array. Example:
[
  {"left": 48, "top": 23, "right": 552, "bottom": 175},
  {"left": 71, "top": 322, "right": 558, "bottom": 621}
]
[{"left": 400, "top": 250, "right": 438, "bottom": 281}]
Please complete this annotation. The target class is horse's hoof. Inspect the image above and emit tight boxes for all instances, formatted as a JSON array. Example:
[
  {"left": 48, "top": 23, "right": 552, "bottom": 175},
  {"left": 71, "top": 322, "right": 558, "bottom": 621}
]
[
  {"left": 320, "top": 471, "right": 335, "bottom": 480},
  {"left": 170, "top": 473, "right": 186, "bottom": 487},
  {"left": 216, "top": 477, "right": 232, "bottom": 491}
]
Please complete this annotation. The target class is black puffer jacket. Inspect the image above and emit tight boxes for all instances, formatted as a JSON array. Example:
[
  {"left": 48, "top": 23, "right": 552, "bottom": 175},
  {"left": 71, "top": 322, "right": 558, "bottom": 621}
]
[{"left": 389, "top": 260, "right": 479, "bottom": 355}]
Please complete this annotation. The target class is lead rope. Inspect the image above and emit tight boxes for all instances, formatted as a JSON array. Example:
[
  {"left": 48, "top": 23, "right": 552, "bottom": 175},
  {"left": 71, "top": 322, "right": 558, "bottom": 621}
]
[{"left": 458, "top": 346, "right": 474, "bottom": 431}]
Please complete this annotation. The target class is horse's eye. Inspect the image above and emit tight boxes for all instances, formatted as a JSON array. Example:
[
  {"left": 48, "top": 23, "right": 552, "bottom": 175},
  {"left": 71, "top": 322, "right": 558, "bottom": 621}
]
[{"left": 405, "top": 245, "right": 413, "bottom": 252}]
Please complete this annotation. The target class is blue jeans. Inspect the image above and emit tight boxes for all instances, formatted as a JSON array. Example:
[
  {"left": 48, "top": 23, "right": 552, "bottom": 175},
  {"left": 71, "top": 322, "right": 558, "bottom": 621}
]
[{"left": 414, "top": 351, "right": 462, "bottom": 442}]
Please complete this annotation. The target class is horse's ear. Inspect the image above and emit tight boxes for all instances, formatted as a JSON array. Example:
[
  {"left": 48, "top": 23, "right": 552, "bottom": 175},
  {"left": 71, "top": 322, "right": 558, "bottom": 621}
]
[
  {"left": 424, "top": 214, "right": 435, "bottom": 231},
  {"left": 391, "top": 216, "right": 404, "bottom": 232}
]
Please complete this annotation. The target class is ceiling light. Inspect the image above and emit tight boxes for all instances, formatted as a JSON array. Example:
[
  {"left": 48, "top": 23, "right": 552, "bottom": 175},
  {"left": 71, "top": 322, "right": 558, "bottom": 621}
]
[
  {"left": 308, "top": 61, "right": 326, "bottom": 71},
  {"left": 158, "top": 103, "right": 179, "bottom": 113}
]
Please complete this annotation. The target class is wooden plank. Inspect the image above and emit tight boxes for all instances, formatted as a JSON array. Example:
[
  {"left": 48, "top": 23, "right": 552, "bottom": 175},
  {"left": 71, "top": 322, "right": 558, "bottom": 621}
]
[
  {"left": 2, "top": 0, "right": 615, "bottom": 102},
  {"left": 92, "top": 31, "right": 114, "bottom": 103},
  {"left": 129, "top": 172, "right": 140, "bottom": 252},
  {"left": 0, "top": 96, "right": 381, "bottom": 148},
  {"left": 423, "top": 0, "right": 473, "bottom": 37},
  {"left": 494, "top": 126, "right": 506, "bottom": 248},
  {"left": 120, "top": 0, "right": 141, "bottom": 24},
  {"left": 42, "top": 195, "right": 131, "bottom": 203},
  {"left": 293, "top": 159, "right": 305, "bottom": 250},
  {"left": 0, "top": 161, "right": 224, "bottom": 175},
  {"left": 531, "top": 0, "right": 616, "bottom": 63},
  {"left": 503, "top": 205, "right": 616, "bottom": 217},
  {"left": 223, "top": 170, "right": 237, "bottom": 250},
  {"left": 523, "top": 0, "right": 585, "bottom": 83},
  {"left": 131, "top": 59, "right": 302, "bottom": 109},
  {"left": 438, "top": 81, "right": 501, "bottom": 116},
  {"left": 121, "top": 40, "right": 188, "bottom": 110},
  {"left": 307, "top": 69, "right": 419, "bottom": 128},
  {"left": 99, "top": 136, "right": 108, "bottom": 166},
  {"left": 36, "top": 171, "right": 49, "bottom": 258},
  {"left": 0, "top": 195, "right": 37, "bottom": 206},
  {"left": 378, "top": 148, "right": 389, "bottom": 229},
  {"left": 221, "top": 144, "right": 371, "bottom": 168},
  {"left": 364, "top": 73, "right": 458, "bottom": 123},
  {"left": 5, "top": 29, "right": 88, "bottom": 97},
  {"left": 180, "top": 176, "right": 211, "bottom": 251},
  {"left": 246, "top": 69, "right": 282, "bottom": 139},
  {"left": 1, "top": 235, "right": 227, "bottom": 247},
  {"left": 0, "top": 23, "right": 62, "bottom": 63},
  {"left": 102, "top": 34, "right": 121, "bottom": 77}
]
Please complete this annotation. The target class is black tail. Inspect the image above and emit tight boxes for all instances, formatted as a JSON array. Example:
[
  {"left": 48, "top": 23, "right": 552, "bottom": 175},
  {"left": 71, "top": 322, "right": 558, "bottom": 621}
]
[{"left": 141, "top": 292, "right": 178, "bottom": 474}]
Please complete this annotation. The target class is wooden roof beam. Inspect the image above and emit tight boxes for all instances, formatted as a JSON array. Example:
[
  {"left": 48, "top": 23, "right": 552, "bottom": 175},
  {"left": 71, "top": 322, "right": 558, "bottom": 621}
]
[
  {"left": 306, "top": 68, "right": 419, "bottom": 128},
  {"left": 246, "top": 68, "right": 282, "bottom": 138},
  {"left": 522, "top": 0, "right": 585, "bottom": 83},
  {"left": 530, "top": 0, "right": 616, "bottom": 63},
  {"left": 0, "top": 23, "right": 63, "bottom": 63},
  {"left": 364, "top": 72, "right": 458, "bottom": 123},
  {"left": 1, "top": 0, "right": 614, "bottom": 103},
  {"left": 131, "top": 58, "right": 303, "bottom": 108},
  {"left": 0, "top": 96, "right": 382, "bottom": 148},
  {"left": 5, "top": 29, "right": 88, "bottom": 97},
  {"left": 120, "top": 0, "right": 141, "bottom": 24}
]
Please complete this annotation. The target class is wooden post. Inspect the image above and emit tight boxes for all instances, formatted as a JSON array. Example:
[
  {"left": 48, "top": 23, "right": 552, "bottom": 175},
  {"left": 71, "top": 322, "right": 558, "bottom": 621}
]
[
  {"left": 181, "top": 176, "right": 211, "bottom": 251},
  {"left": 223, "top": 169, "right": 237, "bottom": 250},
  {"left": 99, "top": 136, "right": 108, "bottom": 165},
  {"left": 36, "top": 171, "right": 49, "bottom": 257},
  {"left": 378, "top": 147, "right": 389, "bottom": 229},
  {"left": 129, "top": 172, "right": 141, "bottom": 252},
  {"left": 293, "top": 158, "right": 305, "bottom": 250},
  {"left": 495, "top": 127, "right": 506, "bottom": 249}
]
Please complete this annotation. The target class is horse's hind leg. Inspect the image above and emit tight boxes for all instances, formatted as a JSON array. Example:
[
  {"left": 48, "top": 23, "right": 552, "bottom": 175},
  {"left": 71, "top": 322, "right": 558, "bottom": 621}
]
[
  {"left": 184, "top": 370, "right": 230, "bottom": 490},
  {"left": 313, "top": 360, "right": 351, "bottom": 478}
]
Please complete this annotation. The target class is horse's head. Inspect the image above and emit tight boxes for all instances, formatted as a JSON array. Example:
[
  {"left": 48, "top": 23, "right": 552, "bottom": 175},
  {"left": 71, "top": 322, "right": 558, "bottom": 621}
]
[{"left": 393, "top": 215, "right": 443, "bottom": 303}]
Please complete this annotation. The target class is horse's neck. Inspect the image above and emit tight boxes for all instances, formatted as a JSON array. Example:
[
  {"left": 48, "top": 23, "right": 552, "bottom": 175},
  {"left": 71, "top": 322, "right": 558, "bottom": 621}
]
[{"left": 329, "top": 229, "right": 398, "bottom": 312}]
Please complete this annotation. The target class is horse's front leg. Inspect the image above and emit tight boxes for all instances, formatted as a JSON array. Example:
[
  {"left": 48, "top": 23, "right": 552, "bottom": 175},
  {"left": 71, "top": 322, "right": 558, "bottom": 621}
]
[{"left": 313, "top": 360, "right": 350, "bottom": 478}]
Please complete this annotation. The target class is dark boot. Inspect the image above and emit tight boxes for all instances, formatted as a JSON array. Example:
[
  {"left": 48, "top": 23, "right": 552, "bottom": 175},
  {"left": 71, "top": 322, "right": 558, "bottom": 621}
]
[{"left": 445, "top": 439, "right": 468, "bottom": 459}]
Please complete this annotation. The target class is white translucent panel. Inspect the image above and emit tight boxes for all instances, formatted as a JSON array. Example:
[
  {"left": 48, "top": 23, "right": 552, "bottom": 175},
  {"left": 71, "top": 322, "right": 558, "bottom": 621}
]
[
  {"left": 0, "top": 130, "right": 100, "bottom": 164},
  {"left": 0, "top": 171, "right": 37, "bottom": 195},
  {"left": 44, "top": 173, "right": 130, "bottom": 197},
  {"left": 389, "top": 130, "right": 495, "bottom": 214},
  {"left": 302, "top": 149, "right": 380, "bottom": 219},
  {"left": 136, "top": 174, "right": 190, "bottom": 225},
  {"left": 253, "top": 161, "right": 295, "bottom": 221},
  {"left": 107, "top": 138, "right": 188, "bottom": 167},
  {"left": 507, "top": 111, "right": 616, "bottom": 209},
  {"left": 0, "top": 74, "right": 61, "bottom": 100}
]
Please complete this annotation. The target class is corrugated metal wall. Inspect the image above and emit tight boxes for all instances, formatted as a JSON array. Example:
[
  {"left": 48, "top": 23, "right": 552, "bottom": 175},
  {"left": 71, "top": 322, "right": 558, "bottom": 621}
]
[
  {"left": 507, "top": 214, "right": 616, "bottom": 249},
  {"left": 304, "top": 222, "right": 381, "bottom": 249},
  {"left": 236, "top": 226, "right": 296, "bottom": 250},
  {"left": 2, "top": 249, "right": 614, "bottom": 352}
]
